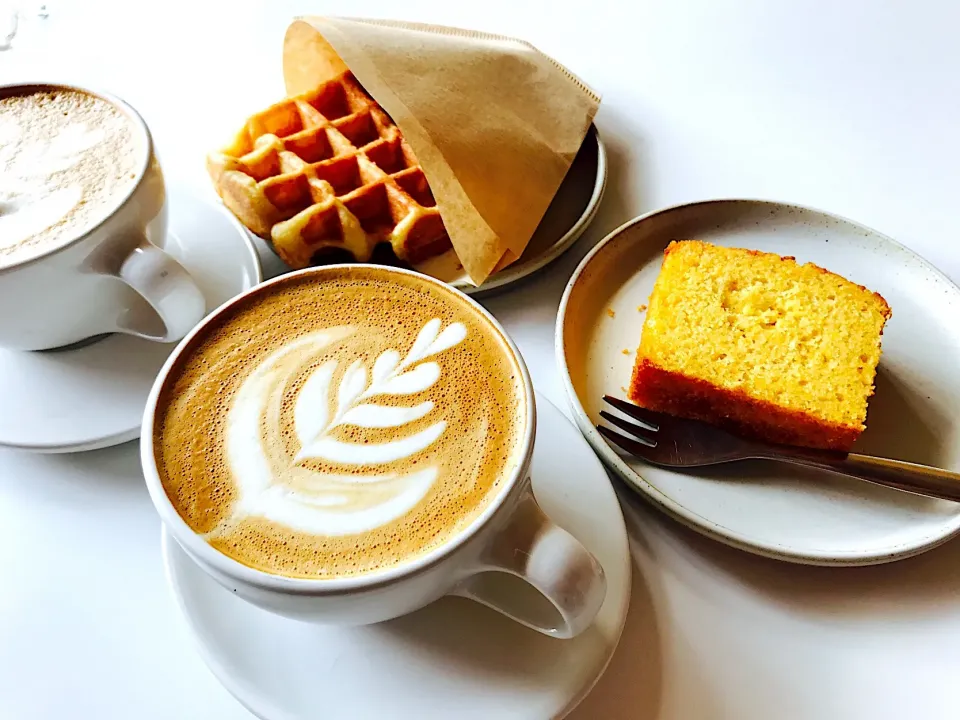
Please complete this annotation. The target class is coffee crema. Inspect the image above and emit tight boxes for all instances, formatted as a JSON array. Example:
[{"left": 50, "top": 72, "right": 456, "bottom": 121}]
[
  {"left": 0, "top": 87, "right": 141, "bottom": 267},
  {"left": 154, "top": 267, "right": 528, "bottom": 579}
]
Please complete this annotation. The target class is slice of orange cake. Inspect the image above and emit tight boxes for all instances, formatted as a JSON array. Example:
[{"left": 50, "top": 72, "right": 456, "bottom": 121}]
[{"left": 628, "top": 240, "right": 891, "bottom": 451}]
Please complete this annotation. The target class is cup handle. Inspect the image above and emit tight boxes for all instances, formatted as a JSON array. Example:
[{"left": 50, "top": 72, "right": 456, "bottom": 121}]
[
  {"left": 451, "top": 488, "right": 606, "bottom": 639},
  {"left": 112, "top": 241, "right": 206, "bottom": 343}
]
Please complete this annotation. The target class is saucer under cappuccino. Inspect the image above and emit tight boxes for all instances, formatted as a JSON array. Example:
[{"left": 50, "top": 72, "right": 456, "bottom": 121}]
[{"left": 154, "top": 266, "right": 528, "bottom": 579}]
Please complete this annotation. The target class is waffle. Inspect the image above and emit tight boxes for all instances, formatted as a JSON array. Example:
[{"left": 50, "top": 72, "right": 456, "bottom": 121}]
[{"left": 207, "top": 72, "right": 451, "bottom": 269}]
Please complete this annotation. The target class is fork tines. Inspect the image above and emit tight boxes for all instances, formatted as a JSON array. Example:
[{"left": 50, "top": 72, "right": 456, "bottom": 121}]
[
  {"left": 601, "top": 396, "right": 666, "bottom": 431},
  {"left": 598, "top": 409, "right": 656, "bottom": 446},
  {"left": 597, "top": 395, "right": 662, "bottom": 456},
  {"left": 598, "top": 394, "right": 748, "bottom": 468}
]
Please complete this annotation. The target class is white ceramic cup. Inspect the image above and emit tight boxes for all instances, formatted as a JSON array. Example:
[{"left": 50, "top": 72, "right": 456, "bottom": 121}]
[
  {"left": 0, "top": 82, "right": 206, "bottom": 351},
  {"left": 141, "top": 266, "right": 607, "bottom": 639}
]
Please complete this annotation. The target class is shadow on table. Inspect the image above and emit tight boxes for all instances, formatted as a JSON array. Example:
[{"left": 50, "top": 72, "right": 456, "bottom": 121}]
[
  {"left": 568, "top": 550, "right": 666, "bottom": 720},
  {"left": 624, "top": 487, "right": 960, "bottom": 622},
  {"left": 599, "top": 479, "right": 960, "bottom": 720},
  {"left": 1, "top": 439, "right": 146, "bottom": 501}
]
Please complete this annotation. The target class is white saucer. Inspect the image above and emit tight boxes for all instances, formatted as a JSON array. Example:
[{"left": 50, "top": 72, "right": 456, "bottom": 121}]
[
  {"left": 251, "top": 126, "right": 607, "bottom": 295},
  {"left": 0, "top": 187, "right": 262, "bottom": 453},
  {"left": 557, "top": 199, "right": 960, "bottom": 566},
  {"left": 162, "top": 393, "right": 631, "bottom": 720}
]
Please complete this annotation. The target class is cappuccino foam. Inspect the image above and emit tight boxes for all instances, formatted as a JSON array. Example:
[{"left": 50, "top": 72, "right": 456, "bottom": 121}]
[
  {"left": 154, "top": 268, "right": 528, "bottom": 579},
  {"left": 0, "top": 88, "right": 141, "bottom": 267}
]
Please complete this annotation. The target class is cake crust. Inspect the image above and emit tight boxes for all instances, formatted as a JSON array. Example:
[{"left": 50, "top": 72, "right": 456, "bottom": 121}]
[{"left": 628, "top": 359, "right": 862, "bottom": 451}]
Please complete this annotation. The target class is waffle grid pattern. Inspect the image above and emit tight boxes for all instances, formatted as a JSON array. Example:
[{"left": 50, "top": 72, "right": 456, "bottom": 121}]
[{"left": 207, "top": 72, "right": 451, "bottom": 269}]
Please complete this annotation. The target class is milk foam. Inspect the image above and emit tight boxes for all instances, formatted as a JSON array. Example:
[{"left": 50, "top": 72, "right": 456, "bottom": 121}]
[
  {"left": 0, "top": 118, "right": 104, "bottom": 248},
  {"left": 0, "top": 186, "right": 82, "bottom": 250},
  {"left": 154, "top": 268, "right": 527, "bottom": 579},
  {"left": 0, "top": 90, "right": 139, "bottom": 265},
  {"left": 220, "top": 319, "right": 468, "bottom": 537}
]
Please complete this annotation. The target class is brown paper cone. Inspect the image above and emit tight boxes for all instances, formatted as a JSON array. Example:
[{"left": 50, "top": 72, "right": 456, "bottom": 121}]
[{"left": 283, "top": 16, "right": 600, "bottom": 285}]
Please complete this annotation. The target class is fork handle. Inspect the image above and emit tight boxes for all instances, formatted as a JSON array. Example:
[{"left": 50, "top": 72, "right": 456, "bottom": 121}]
[{"left": 766, "top": 449, "right": 960, "bottom": 503}]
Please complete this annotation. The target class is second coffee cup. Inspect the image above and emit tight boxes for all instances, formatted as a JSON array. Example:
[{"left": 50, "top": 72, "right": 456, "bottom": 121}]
[
  {"left": 0, "top": 82, "right": 205, "bottom": 350},
  {"left": 141, "top": 264, "right": 606, "bottom": 638}
]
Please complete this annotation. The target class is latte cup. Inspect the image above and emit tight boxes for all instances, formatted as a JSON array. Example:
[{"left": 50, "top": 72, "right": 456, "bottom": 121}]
[
  {"left": 142, "top": 266, "right": 606, "bottom": 639},
  {"left": 0, "top": 82, "right": 205, "bottom": 351}
]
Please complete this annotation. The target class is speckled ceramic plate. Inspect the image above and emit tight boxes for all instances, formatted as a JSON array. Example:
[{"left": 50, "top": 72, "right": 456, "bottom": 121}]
[
  {"left": 251, "top": 126, "right": 607, "bottom": 294},
  {"left": 557, "top": 199, "right": 960, "bottom": 566}
]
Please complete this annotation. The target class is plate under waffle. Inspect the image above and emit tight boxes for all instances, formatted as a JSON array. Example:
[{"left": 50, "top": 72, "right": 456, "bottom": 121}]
[{"left": 207, "top": 73, "right": 451, "bottom": 269}]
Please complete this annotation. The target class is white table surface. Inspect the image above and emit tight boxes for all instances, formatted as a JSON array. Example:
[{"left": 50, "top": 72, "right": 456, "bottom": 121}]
[{"left": 3, "top": 1, "right": 960, "bottom": 718}]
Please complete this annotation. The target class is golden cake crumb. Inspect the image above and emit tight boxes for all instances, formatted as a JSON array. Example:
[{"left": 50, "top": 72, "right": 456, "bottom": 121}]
[
  {"left": 628, "top": 240, "right": 891, "bottom": 451},
  {"left": 637, "top": 304, "right": 647, "bottom": 312},
  {"left": 606, "top": 308, "right": 616, "bottom": 318}
]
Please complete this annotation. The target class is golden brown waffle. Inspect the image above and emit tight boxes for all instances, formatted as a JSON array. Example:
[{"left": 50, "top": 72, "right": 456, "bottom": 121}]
[{"left": 207, "top": 72, "right": 451, "bottom": 269}]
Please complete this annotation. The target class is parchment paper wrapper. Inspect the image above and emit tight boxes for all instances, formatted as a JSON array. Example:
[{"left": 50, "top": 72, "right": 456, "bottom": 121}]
[{"left": 283, "top": 16, "right": 600, "bottom": 285}]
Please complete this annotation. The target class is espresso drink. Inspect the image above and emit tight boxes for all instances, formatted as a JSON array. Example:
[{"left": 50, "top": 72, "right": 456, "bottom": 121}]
[
  {"left": 0, "top": 87, "right": 141, "bottom": 267},
  {"left": 154, "top": 267, "right": 528, "bottom": 579}
]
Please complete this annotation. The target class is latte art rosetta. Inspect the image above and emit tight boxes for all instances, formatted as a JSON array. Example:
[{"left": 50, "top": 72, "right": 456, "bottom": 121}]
[
  {"left": 220, "top": 319, "right": 468, "bottom": 537},
  {"left": 154, "top": 267, "right": 527, "bottom": 579}
]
